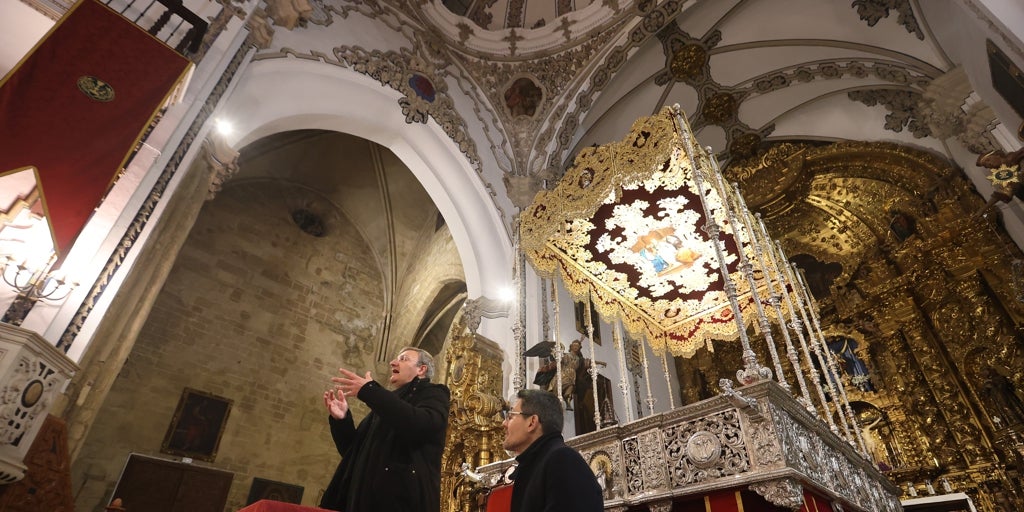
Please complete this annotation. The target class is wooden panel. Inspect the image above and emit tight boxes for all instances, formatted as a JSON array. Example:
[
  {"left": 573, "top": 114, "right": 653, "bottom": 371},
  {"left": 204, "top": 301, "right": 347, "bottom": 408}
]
[
  {"left": 111, "top": 454, "right": 232, "bottom": 512},
  {"left": 0, "top": 415, "right": 73, "bottom": 512}
]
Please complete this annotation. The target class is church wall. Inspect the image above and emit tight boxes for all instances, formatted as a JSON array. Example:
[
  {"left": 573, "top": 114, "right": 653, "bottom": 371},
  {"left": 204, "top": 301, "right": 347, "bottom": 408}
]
[
  {"left": 388, "top": 221, "right": 465, "bottom": 358},
  {"left": 70, "top": 180, "right": 386, "bottom": 511}
]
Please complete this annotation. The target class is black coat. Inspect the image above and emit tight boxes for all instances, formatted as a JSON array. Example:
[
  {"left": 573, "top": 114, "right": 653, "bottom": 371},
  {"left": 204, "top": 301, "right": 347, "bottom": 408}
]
[
  {"left": 320, "top": 377, "right": 450, "bottom": 512},
  {"left": 509, "top": 432, "right": 603, "bottom": 512}
]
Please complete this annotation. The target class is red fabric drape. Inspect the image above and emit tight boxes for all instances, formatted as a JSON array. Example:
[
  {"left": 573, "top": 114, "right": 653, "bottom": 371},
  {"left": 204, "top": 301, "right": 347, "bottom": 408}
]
[
  {"left": 705, "top": 490, "right": 742, "bottom": 512},
  {"left": 799, "top": 489, "right": 833, "bottom": 512},
  {"left": 485, "top": 484, "right": 513, "bottom": 512},
  {"left": 0, "top": 0, "right": 189, "bottom": 255}
]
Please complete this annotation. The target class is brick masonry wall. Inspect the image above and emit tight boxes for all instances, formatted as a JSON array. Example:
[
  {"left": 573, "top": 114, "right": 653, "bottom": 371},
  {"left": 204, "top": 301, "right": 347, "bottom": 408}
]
[
  {"left": 71, "top": 180, "right": 387, "bottom": 511},
  {"left": 389, "top": 225, "right": 465, "bottom": 355}
]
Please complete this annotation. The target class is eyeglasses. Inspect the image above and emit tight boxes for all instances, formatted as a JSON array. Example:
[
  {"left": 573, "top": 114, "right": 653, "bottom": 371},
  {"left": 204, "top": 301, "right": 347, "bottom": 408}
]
[
  {"left": 396, "top": 354, "right": 424, "bottom": 365},
  {"left": 501, "top": 410, "right": 532, "bottom": 421}
]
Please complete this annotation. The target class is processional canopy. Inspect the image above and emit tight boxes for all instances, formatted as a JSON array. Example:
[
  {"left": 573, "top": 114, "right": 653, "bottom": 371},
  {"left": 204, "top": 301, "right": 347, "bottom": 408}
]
[{"left": 521, "top": 106, "right": 776, "bottom": 358}]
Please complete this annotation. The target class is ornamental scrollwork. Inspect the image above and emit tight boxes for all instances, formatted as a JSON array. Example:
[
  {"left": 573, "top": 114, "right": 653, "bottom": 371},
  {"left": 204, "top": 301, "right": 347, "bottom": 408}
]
[
  {"left": 663, "top": 409, "right": 749, "bottom": 485},
  {"left": 749, "top": 477, "right": 805, "bottom": 510},
  {"left": 750, "top": 416, "right": 783, "bottom": 467},
  {"left": 638, "top": 430, "right": 668, "bottom": 491},
  {"left": 623, "top": 436, "right": 644, "bottom": 494},
  {"left": 850, "top": 0, "right": 924, "bottom": 40},
  {"left": 0, "top": 357, "right": 59, "bottom": 446}
]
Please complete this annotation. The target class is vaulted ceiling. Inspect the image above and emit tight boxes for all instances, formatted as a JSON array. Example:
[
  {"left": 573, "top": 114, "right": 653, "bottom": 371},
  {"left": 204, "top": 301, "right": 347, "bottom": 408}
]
[{"left": 401, "top": 0, "right": 1016, "bottom": 286}]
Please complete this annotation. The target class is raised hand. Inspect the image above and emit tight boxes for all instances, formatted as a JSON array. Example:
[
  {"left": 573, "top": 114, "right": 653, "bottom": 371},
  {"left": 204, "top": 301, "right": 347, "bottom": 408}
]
[
  {"left": 323, "top": 388, "right": 349, "bottom": 420},
  {"left": 331, "top": 368, "right": 373, "bottom": 398}
]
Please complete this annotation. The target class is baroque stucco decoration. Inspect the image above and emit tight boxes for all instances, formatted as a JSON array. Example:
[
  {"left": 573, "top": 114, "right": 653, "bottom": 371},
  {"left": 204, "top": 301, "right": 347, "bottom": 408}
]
[
  {"left": 851, "top": 0, "right": 925, "bottom": 40},
  {"left": 654, "top": 26, "right": 772, "bottom": 161}
]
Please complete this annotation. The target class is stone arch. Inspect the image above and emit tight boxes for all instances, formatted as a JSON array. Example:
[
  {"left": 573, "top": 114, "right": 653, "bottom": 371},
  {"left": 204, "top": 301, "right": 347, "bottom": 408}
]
[{"left": 220, "top": 58, "right": 512, "bottom": 302}]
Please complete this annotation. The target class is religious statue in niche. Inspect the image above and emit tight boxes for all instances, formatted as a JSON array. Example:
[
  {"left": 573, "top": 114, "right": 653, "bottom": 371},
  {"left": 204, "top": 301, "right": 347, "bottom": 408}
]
[
  {"left": 826, "top": 335, "right": 875, "bottom": 392},
  {"left": 856, "top": 403, "right": 901, "bottom": 472},
  {"left": 980, "top": 367, "right": 1024, "bottom": 429},
  {"left": 887, "top": 208, "right": 916, "bottom": 243},
  {"left": 504, "top": 77, "right": 543, "bottom": 118}
]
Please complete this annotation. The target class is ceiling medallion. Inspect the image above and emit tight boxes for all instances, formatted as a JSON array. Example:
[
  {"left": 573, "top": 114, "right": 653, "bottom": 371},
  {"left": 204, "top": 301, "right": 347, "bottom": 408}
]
[
  {"left": 669, "top": 44, "right": 707, "bottom": 81},
  {"left": 77, "top": 75, "right": 115, "bottom": 102},
  {"left": 408, "top": 73, "right": 436, "bottom": 103},
  {"left": 702, "top": 92, "right": 737, "bottom": 125}
]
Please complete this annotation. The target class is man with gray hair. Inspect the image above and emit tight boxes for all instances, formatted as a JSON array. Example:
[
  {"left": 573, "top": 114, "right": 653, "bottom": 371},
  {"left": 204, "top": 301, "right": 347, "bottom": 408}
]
[
  {"left": 502, "top": 389, "right": 602, "bottom": 512},
  {"left": 320, "top": 347, "right": 450, "bottom": 512}
]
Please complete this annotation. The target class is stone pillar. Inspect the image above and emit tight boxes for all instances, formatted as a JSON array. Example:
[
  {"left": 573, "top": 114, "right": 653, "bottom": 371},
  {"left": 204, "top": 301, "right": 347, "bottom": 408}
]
[{"left": 59, "top": 153, "right": 219, "bottom": 461}]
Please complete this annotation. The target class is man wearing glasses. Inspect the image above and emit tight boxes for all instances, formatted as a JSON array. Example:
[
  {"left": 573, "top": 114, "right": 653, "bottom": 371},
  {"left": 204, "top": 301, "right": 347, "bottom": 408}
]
[
  {"left": 502, "top": 389, "right": 603, "bottom": 512},
  {"left": 320, "top": 347, "right": 450, "bottom": 512}
]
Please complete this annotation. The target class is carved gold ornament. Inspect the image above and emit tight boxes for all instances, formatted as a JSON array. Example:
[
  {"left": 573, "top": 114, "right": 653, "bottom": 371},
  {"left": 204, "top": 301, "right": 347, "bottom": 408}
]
[
  {"left": 986, "top": 163, "right": 1020, "bottom": 191},
  {"left": 521, "top": 106, "right": 784, "bottom": 357},
  {"left": 669, "top": 44, "right": 707, "bottom": 81}
]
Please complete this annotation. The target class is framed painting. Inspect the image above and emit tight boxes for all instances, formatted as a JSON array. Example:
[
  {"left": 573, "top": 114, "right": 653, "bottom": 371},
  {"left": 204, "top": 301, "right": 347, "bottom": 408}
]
[
  {"left": 246, "top": 477, "right": 304, "bottom": 505},
  {"left": 988, "top": 40, "right": 1024, "bottom": 119},
  {"left": 573, "top": 300, "right": 602, "bottom": 345},
  {"left": 160, "top": 387, "right": 233, "bottom": 462}
]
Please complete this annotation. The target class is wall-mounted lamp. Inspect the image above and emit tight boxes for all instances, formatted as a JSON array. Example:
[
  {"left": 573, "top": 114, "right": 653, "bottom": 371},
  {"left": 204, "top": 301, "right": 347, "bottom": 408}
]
[
  {"left": 1, "top": 255, "right": 78, "bottom": 326},
  {"left": 1, "top": 255, "right": 77, "bottom": 302}
]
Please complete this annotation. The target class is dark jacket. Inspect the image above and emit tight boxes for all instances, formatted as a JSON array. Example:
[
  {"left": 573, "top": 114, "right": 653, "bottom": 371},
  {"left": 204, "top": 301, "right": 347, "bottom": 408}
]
[
  {"left": 320, "top": 377, "right": 451, "bottom": 512},
  {"left": 509, "top": 432, "right": 603, "bottom": 512}
]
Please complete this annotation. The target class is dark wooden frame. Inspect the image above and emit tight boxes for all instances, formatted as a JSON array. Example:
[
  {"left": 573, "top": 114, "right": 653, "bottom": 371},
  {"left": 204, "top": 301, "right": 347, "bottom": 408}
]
[
  {"left": 246, "top": 477, "right": 305, "bottom": 505},
  {"left": 573, "top": 300, "right": 602, "bottom": 345},
  {"left": 160, "top": 387, "right": 232, "bottom": 462}
]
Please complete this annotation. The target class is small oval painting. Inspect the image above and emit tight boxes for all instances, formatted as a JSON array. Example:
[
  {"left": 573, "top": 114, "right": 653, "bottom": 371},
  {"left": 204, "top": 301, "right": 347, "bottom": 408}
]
[
  {"left": 504, "top": 77, "right": 542, "bottom": 117},
  {"left": 77, "top": 75, "right": 115, "bottom": 102},
  {"left": 409, "top": 73, "right": 436, "bottom": 103}
]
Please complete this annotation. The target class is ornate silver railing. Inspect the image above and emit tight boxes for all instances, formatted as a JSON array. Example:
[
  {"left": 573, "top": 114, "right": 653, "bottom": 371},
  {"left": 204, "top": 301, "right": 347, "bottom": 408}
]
[{"left": 472, "top": 380, "right": 901, "bottom": 511}]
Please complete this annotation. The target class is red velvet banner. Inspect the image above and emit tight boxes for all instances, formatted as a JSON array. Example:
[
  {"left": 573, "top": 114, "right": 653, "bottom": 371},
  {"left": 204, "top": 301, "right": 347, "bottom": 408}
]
[
  {"left": 799, "top": 489, "right": 833, "bottom": 512},
  {"left": 705, "top": 490, "right": 742, "bottom": 512},
  {"left": 0, "top": 0, "right": 190, "bottom": 255}
]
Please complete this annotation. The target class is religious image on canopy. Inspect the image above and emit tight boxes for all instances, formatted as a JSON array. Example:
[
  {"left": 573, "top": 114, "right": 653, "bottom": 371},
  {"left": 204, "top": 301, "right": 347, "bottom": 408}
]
[{"left": 520, "top": 106, "right": 787, "bottom": 358}]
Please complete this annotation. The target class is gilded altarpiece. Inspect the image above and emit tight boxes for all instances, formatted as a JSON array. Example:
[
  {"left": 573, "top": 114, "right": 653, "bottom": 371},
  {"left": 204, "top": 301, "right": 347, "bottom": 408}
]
[
  {"left": 439, "top": 327, "right": 506, "bottom": 512},
  {"left": 719, "top": 141, "right": 1024, "bottom": 511}
]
